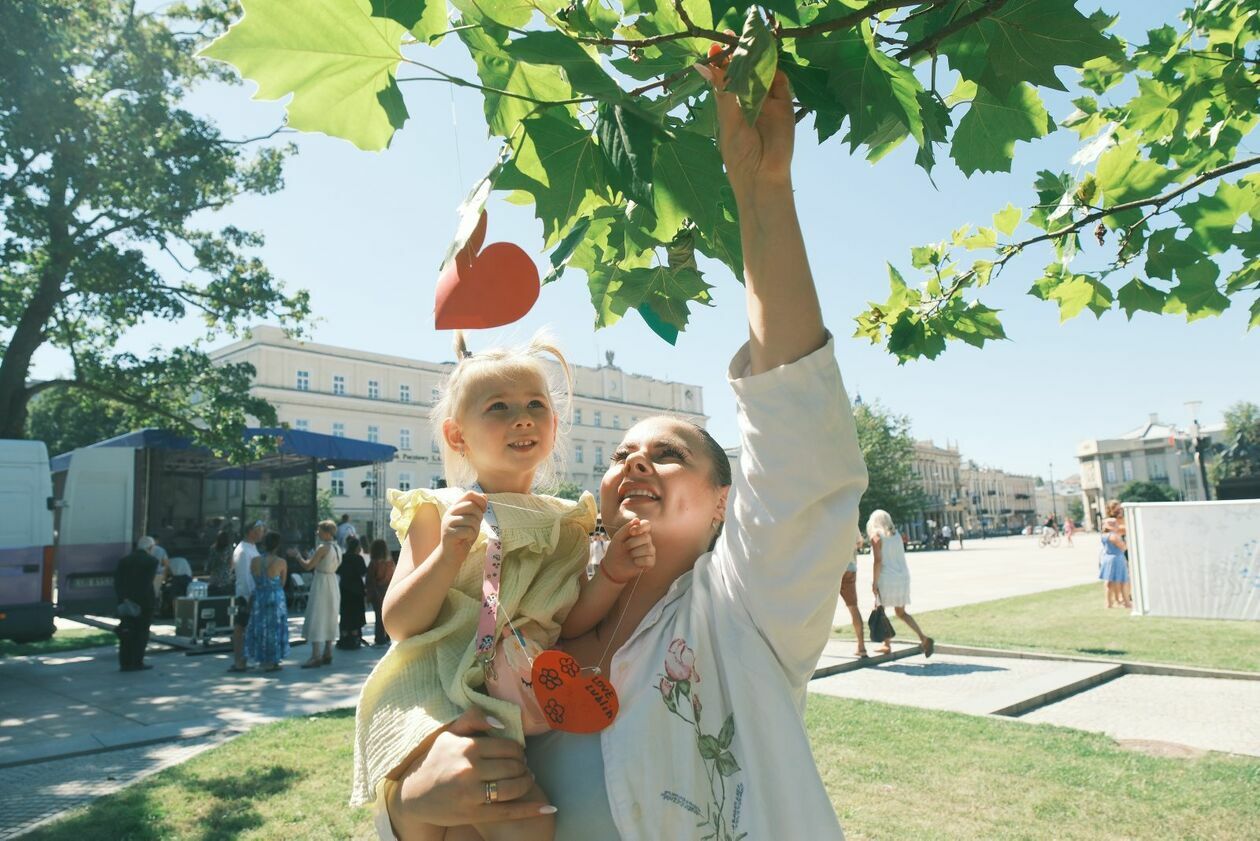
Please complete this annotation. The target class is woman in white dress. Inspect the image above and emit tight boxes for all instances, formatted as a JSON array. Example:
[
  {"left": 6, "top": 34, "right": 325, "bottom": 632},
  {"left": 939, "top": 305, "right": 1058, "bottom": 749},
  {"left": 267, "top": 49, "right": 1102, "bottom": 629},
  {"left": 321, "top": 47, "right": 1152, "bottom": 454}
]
[
  {"left": 868, "top": 509, "right": 934, "bottom": 657},
  {"left": 300, "top": 519, "right": 342, "bottom": 668}
]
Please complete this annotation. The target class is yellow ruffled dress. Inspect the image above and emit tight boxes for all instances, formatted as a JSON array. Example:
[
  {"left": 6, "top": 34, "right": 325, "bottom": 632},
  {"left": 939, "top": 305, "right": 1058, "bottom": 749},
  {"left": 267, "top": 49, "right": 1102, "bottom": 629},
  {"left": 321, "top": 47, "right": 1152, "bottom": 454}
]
[{"left": 351, "top": 486, "right": 597, "bottom": 806}]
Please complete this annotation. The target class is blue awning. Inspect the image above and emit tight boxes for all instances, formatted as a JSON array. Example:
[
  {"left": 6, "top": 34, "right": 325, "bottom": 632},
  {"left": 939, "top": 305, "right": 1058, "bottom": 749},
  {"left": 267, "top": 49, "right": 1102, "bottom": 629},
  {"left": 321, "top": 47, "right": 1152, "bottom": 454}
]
[{"left": 50, "top": 427, "right": 397, "bottom": 478}]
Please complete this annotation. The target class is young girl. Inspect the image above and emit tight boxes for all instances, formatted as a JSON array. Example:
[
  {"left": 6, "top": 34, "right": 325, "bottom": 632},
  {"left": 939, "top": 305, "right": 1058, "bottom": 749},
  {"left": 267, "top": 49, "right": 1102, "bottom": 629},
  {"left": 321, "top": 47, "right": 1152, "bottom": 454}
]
[{"left": 352, "top": 332, "right": 654, "bottom": 841}]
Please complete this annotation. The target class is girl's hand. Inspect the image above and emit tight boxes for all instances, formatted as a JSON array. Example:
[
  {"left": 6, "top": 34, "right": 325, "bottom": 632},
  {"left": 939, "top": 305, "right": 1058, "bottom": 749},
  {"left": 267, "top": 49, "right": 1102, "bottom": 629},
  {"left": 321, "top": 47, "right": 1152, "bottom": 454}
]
[
  {"left": 439, "top": 492, "right": 488, "bottom": 560},
  {"left": 600, "top": 518, "right": 654, "bottom": 584},
  {"left": 694, "top": 59, "right": 795, "bottom": 196},
  {"left": 387, "top": 707, "right": 551, "bottom": 831}
]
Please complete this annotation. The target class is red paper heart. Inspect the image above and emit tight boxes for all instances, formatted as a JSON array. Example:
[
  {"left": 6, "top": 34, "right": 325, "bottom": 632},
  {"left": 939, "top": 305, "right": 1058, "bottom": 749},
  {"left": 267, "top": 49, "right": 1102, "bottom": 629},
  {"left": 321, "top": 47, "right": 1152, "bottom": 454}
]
[
  {"left": 435, "top": 212, "right": 539, "bottom": 330},
  {"left": 531, "top": 649, "right": 618, "bottom": 734}
]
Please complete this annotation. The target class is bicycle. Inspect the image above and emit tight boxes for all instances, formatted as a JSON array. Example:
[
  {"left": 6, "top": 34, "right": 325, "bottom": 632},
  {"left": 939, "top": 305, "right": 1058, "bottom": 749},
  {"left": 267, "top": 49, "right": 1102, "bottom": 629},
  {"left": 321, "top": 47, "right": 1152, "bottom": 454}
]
[{"left": 1038, "top": 528, "right": 1061, "bottom": 548}]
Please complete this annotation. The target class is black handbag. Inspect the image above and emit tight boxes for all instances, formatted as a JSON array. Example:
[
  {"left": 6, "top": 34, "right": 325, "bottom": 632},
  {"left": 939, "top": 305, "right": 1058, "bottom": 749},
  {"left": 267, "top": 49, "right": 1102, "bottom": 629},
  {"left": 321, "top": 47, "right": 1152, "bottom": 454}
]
[{"left": 867, "top": 605, "right": 896, "bottom": 643}]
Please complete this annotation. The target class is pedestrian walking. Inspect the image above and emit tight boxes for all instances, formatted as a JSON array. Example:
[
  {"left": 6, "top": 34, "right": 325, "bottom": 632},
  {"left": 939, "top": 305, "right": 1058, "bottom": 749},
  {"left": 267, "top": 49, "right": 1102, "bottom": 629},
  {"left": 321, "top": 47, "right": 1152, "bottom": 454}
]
[
  {"left": 365, "top": 539, "right": 394, "bottom": 646},
  {"left": 842, "top": 536, "right": 868, "bottom": 657},
  {"left": 1064, "top": 516, "right": 1076, "bottom": 547},
  {"left": 868, "top": 510, "right": 934, "bottom": 657},
  {"left": 941, "top": 522, "right": 952, "bottom": 549},
  {"left": 338, "top": 536, "right": 368, "bottom": 650},
  {"left": 245, "top": 531, "right": 289, "bottom": 672},
  {"left": 114, "top": 536, "right": 159, "bottom": 671},
  {"left": 954, "top": 523, "right": 965, "bottom": 550},
  {"left": 228, "top": 520, "right": 265, "bottom": 673},
  {"left": 1098, "top": 517, "right": 1130, "bottom": 608},
  {"left": 299, "top": 520, "right": 342, "bottom": 668}
]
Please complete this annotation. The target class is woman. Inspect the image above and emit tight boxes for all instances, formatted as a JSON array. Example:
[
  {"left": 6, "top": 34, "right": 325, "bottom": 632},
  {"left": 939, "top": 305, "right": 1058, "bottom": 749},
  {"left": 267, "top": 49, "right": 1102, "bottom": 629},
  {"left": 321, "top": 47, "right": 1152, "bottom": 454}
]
[
  {"left": 868, "top": 510, "right": 934, "bottom": 658},
  {"left": 1099, "top": 512, "right": 1131, "bottom": 609},
  {"left": 300, "top": 519, "right": 342, "bottom": 668},
  {"left": 206, "top": 529, "right": 235, "bottom": 597},
  {"left": 245, "top": 531, "right": 289, "bottom": 672},
  {"left": 339, "top": 536, "right": 368, "bottom": 650},
  {"left": 380, "top": 65, "right": 867, "bottom": 840},
  {"left": 366, "top": 539, "right": 395, "bottom": 647}
]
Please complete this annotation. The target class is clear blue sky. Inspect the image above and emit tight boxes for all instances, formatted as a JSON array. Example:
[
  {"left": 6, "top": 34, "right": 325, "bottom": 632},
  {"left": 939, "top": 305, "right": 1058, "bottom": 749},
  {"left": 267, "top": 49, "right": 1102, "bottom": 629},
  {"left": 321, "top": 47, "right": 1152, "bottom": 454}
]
[{"left": 29, "top": 0, "right": 1257, "bottom": 479}]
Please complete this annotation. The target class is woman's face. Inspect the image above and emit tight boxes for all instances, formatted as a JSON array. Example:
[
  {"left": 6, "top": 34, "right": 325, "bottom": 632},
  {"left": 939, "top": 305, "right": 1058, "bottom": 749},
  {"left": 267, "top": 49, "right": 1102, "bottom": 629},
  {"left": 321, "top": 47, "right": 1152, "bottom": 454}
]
[{"left": 600, "top": 418, "right": 728, "bottom": 555}]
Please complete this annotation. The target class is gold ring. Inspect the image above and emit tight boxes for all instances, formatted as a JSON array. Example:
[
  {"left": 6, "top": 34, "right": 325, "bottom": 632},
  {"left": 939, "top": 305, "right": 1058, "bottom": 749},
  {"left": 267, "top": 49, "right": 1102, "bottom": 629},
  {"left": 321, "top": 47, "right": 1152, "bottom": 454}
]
[{"left": 484, "top": 781, "right": 499, "bottom": 804}]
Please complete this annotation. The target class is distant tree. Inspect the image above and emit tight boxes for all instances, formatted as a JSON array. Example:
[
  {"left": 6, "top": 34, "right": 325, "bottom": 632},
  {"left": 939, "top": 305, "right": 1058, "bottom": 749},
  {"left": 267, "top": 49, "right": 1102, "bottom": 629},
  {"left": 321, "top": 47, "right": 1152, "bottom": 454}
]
[
  {"left": 1209, "top": 400, "right": 1260, "bottom": 485},
  {"left": 1067, "top": 498, "right": 1085, "bottom": 523},
  {"left": 853, "top": 401, "right": 928, "bottom": 529},
  {"left": 26, "top": 387, "right": 132, "bottom": 456},
  {"left": 549, "top": 480, "right": 585, "bottom": 502},
  {"left": 1117, "top": 481, "right": 1180, "bottom": 503}
]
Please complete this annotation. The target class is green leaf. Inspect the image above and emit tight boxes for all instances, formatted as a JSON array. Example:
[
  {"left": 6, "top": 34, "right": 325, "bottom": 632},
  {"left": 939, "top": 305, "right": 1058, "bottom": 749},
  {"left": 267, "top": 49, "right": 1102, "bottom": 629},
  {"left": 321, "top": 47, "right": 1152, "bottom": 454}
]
[
  {"left": 543, "top": 216, "right": 592, "bottom": 284},
  {"left": 1175, "top": 180, "right": 1259, "bottom": 255},
  {"left": 944, "top": 303, "right": 1006, "bottom": 349},
  {"left": 697, "top": 734, "right": 722, "bottom": 761},
  {"left": 201, "top": 0, "right": 409, "bottom": 151},
  {"left": 1250, "top": 298, "right": 1260, "bottom": 330},
  {"left": 1029, "top": 268, "right": 1113, "bottom": 322},
  {"left": 496, "top": 111, "right": 606, "bottom": 246},
  {"left": 370, "top": 0, "right": 447, "bottom": 41},
  {"left": 653, "top": 131, "right": 728, "bottom": 242},
  {"left": 715, "top": 750, "right": 741, "bottom": 777},
  {"left": 1144, "top": 229, "right": 1200, "bottom": 281},
  {"left": 961, "top": 227, "right": 997, "bottom": 250},
  {"left": 717, "top": 713, "right": 735, "bottom": 749},
  {"left": 637, "top": 302, "right": 680, "bottom": 344},
  {"left": 993, "top": 203, "right": 1021, "bottom": 236},
  {"left": 459, "top": 25, "right": 574, "bottom": 138},
  {"left": 724, "top": 8, "right": 778, "bottom": 124},
  {"left": 1116, "top": 278, "right": 1166, "bottom": 319},
  {"left": 1164, "top": 261, "right": 1229, "bottom": 321},
  {"left": 931, "top": 0, "right": 1118, "bottom": 96},
  {"left": 616, "top": 264, "right": 714, "bottom": 329},
  {"left": 596, "top": 103, "right": 659, "bottom": 207},
  {"left": 448, "top": 0, "right": 552, "bottom": 28},
  {"left": 887, "top": 313, "right": 946, "bottom": 361},
  {"left": 1094, "top": 138, "right": 1175, "bottom": 208},
  {"left": 502, "top": 32, "right": 623, "bottom": 101},
  {"left": 951, "top": 83, "right": 1052, "bottom": 176}
]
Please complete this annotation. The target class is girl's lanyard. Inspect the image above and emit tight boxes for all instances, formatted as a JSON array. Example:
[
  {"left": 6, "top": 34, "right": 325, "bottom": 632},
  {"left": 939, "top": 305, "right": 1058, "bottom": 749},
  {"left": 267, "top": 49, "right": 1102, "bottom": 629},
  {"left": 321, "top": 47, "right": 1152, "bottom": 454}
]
[{"left": 472, "top": 483, "right": 513, "bottom": 680}]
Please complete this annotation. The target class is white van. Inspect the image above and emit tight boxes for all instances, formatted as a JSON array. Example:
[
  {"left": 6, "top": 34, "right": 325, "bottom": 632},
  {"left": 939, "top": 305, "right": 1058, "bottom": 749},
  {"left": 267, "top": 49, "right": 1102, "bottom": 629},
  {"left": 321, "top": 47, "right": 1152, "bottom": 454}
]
[{"left": 0, "top": 440, "right": 56, "bottom": 641}]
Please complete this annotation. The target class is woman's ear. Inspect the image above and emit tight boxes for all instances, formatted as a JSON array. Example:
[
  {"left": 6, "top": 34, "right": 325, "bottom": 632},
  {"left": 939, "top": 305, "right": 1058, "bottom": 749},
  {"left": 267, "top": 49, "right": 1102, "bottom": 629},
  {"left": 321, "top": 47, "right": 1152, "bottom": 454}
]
[
  {"left": 714, "top": 486, "right": 730, "bottom": 522},
  {"left": 442, "top": 417, "right": 465, "bottom": 452}
]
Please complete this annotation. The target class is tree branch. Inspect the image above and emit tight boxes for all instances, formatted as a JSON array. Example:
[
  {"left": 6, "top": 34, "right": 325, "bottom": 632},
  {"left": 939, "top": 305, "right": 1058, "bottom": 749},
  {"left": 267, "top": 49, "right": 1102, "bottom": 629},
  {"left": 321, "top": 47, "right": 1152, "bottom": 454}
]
[
  {"left": 895, "top": 0, "right": 1010, "bottom": 61},
  {"left": 398, "top": 60, "right": 593, "bottom": 107},
  {"left": 779, "top": 0, "right": 933, "bottom": 39}
]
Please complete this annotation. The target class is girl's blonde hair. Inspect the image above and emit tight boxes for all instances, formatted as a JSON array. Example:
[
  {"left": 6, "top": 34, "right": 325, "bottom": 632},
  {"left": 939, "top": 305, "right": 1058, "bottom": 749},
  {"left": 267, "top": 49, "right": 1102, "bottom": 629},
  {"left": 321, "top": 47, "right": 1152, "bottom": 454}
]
[
  {"left": 865, "top": 509, "right": 896, "bottom": 540},
  {"left": 433, "top": 329, "right": 573, "bottom": 490}
]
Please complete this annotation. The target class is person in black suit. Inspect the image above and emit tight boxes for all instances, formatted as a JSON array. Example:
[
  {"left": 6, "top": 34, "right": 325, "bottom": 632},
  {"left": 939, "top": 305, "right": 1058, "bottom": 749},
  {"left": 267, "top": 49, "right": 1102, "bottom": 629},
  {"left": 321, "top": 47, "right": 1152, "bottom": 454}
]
[{"left": 114, "top": 536, "right": 159, "bottom": 672}]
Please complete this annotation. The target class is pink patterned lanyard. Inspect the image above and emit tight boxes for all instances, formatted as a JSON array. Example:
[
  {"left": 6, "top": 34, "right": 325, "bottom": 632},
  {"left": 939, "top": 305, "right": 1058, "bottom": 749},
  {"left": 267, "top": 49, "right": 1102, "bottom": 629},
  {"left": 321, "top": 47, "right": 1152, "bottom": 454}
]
[{"left": 473, "top": 485, "right": 504, "bottom": 670}]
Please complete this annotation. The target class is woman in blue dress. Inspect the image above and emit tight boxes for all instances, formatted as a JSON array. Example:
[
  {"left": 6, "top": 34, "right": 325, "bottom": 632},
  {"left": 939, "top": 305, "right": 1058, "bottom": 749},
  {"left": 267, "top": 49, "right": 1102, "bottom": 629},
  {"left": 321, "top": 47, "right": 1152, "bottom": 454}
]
[
  {"left": 245, "top": 531, "right": 290, "bottom": 672},
  {"left": 1098, "top": 517, "right": 1130, "bottom": 609}
]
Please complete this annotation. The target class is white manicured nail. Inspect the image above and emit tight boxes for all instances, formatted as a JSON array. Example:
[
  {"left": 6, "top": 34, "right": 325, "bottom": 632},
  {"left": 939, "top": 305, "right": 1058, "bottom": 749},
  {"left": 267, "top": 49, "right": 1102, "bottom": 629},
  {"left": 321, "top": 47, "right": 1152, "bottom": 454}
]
[
  {"left": 486, "top": 715, "right": 505, "bottom": 729},
  {"left": 539, "top": 806, "right": 558, "bottom": 815}
]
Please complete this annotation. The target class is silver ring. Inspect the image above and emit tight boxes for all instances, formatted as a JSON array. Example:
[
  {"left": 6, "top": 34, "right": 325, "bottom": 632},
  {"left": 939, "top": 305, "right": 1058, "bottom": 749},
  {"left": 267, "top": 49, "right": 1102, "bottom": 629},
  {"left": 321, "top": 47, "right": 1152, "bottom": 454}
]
[{"left": 484, "top": 780, "right": 499, "bottom": 804}]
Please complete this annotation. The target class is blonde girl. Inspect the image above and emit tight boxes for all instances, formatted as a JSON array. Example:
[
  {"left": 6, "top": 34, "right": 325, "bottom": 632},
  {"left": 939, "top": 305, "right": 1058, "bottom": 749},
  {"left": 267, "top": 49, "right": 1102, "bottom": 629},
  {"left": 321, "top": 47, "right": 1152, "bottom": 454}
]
[
  {"left": 353, "top": 331, "right": 655, "bottom": 841},
  {"left": 867, "top": 510, "right": 934, "bottom": 658}
]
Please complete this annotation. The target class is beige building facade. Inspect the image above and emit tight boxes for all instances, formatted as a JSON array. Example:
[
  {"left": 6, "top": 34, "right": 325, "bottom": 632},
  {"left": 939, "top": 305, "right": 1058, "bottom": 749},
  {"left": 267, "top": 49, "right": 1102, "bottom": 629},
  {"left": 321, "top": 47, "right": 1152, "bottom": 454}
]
[
  {"left": 909, "top": 440, "right": 964, "bottom": 538},
  {"left": 959, "top": 462, "right": 1037, "bottom": 534},
  {"left": 210, "top": 326, "right": 706, "bottom": 541}
]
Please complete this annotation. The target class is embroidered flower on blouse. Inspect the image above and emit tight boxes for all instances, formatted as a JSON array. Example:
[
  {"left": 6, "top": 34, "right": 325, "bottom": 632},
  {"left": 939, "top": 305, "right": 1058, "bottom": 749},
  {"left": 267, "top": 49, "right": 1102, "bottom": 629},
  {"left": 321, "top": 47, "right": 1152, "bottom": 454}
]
[
  {"left": 659, "top": 676, "right": 674, "bottom": 700},
  {"left": 665, "top": 637, "right": 700, "bottom": 682}
]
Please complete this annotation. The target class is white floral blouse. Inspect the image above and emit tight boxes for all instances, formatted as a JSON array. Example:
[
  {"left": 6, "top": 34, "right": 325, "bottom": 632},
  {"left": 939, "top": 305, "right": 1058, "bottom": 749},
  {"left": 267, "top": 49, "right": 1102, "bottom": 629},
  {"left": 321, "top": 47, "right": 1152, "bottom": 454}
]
[{"left": 377, "top": 337, "right": 867, "bottom": 840}]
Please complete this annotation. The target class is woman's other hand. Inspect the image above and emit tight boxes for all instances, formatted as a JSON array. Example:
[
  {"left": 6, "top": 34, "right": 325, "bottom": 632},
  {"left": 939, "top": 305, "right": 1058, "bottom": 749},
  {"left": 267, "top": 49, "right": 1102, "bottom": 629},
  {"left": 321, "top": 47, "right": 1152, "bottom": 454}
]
[{"left": 387, "top": 707, "right": 553, "bottom": 834}]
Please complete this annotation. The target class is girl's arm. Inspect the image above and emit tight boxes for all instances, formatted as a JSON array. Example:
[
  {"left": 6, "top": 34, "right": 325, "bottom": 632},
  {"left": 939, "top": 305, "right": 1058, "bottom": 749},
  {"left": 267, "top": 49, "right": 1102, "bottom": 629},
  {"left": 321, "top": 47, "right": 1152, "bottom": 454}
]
[
  {"left": 561, "top": 519, "right": 654, "bottom": 639},
  {"left": 871, "top": 536, "right": 882, "bottom": 598},
  {"left": 1109, "top": 533, "right": 1127, "bottom": 552},
  {"left": 382, "top": 491, "right": 486, "bottom": 641}
]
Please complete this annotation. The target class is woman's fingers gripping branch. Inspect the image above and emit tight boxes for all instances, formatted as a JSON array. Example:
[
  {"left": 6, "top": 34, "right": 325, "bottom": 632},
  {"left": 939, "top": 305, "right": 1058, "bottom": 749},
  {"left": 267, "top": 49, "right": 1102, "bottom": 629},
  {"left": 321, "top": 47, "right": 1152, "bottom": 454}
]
[{"left": 694, "top": 60, "right": 795, "bottom": 196}]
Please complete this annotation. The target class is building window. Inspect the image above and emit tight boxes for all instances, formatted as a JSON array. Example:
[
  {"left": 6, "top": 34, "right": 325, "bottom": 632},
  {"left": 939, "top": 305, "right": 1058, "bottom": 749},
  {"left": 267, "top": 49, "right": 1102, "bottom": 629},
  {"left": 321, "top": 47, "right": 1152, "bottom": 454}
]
[
  {"left": 575, "top": 445, "right": 584, "bottom": 464},
  {"left": 613, "top": 415, "right": 621, "bottom": 429},
  {"left": 400, "top": 428, "right": 411, "bottom": 450},
  {"left": 1150, "top": 459, "right": 1168, "bottom": 480},
  {"left": 333, "top": 374, "right": 346, "bottom": 396},
  {"left": 596, "top": 446, "right": 604, "bottom": 465},
  {"left": 331, "top": 471, "right": 346, "bottom": 496},
  {"left": 368, "top": 379, "right": 380, "bottom": 399},
  {"left": 1105, "top": 462, "right": 1117, "bottom": 483},
  {"left": 594, "top": 411, "right": 602, "bottom": 427},
  {"left": 574, "top": 409, "right": 582, "bottom": 425},
  {"left": 333, "top": 422, "right": 345, "bottom": 438},
  {"left": 296, "top": 370, "right": 309, "bottom": 391},
  {"left": 294, "top": 419, "right": 309, "bottom": 431},
  {"left": 398, "top": 472, "right": 412, "bottom": 491},
  {"left": 1122, "top": 458, "right": 1133, "bottom": 481},
  {"left": 399, "top": 384, "right": 411, "bottom": 403},
  {"left": 367, "top": 425, "right": 380, "bottom": 444},
  {"left": 431, "top": 387, "right": 440, "bottom": 405}
]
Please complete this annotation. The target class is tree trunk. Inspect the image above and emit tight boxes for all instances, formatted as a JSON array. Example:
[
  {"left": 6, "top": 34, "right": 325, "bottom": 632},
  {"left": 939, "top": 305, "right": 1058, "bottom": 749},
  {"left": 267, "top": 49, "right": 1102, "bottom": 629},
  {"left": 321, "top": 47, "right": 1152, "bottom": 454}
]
[{"left": 0, "top": 261, "right": 68, "bottom": 439}]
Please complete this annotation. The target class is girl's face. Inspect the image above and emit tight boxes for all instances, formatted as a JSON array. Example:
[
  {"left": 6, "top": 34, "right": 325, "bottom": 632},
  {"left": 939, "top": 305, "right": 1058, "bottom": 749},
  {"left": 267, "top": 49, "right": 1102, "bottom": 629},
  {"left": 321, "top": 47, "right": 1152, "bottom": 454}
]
[
  {"left": 446, "top": 369, "right": 558, "bottom": 491},
  {"left": 600, "top": 418, "right": 728, "bottom": 557}
]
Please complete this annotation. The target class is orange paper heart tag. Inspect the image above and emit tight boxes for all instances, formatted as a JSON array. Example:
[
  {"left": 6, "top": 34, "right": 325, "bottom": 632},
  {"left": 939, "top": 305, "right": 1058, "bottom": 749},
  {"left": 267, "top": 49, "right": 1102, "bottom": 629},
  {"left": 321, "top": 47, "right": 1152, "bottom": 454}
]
[
  {"left": 434, "top": 210, "right": 540, "bottom": 330},
  {"left": 531, "top": 649, "right": 618, "bottom": 734}
]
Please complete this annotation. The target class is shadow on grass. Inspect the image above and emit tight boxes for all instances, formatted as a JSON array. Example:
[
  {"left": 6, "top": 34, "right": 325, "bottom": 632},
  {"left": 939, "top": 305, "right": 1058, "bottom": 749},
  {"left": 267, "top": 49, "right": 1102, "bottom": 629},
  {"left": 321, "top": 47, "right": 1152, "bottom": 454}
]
[
  {"left": 24, "top": 762, "right": 307, "bottom": 841},
  {"left": 0, "top": 631, "right": 118, "bottom": 658},
  {"left": 1076, "top": 647, "right": 1127, "bottom": 656}
]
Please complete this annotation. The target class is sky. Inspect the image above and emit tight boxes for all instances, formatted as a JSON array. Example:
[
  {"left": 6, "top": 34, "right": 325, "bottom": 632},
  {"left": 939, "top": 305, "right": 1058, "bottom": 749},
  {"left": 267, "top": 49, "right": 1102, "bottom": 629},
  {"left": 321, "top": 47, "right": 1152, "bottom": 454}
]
[{"left": 25, "top": 0, "right": 1258, "bottom": 480}]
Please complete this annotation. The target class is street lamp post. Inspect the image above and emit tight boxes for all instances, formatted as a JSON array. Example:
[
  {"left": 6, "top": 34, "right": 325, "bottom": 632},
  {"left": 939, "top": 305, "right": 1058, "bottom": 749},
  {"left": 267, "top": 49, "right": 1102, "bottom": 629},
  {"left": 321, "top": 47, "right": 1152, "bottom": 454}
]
[
  {"left": 1185, "top": 401, "right": 1212, "bottom": 501},
  {"left": 1049, "top": 461, "right": 1058, "bottom": 523}
]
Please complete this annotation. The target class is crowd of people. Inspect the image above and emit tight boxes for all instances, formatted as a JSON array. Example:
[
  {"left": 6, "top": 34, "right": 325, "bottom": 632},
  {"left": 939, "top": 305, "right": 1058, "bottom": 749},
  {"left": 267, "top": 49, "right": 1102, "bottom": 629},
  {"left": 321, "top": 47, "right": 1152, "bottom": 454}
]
[{"left": 113, "top": 516, "right": 397, "bottom": 674}]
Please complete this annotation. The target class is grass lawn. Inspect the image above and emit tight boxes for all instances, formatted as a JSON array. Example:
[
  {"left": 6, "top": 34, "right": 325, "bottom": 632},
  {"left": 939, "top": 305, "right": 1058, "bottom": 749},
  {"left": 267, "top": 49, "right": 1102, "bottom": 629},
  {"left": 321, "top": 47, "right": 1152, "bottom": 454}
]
[
  {"left": 833, "top": 584, "right": 1260, "bottom": 674},
  {"left": 0, "top": 628, "right": 116, "bottom": 658},
  {"left": 24, "top": 696, "right": 1260, "bottom": 841}
]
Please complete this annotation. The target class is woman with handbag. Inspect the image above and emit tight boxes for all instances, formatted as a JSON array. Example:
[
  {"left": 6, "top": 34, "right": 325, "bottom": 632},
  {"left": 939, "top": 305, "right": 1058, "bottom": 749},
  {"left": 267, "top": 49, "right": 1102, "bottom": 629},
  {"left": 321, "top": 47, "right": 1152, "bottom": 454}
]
[{"left": 867, "top": 510, "right": 934, "bottom": 658}]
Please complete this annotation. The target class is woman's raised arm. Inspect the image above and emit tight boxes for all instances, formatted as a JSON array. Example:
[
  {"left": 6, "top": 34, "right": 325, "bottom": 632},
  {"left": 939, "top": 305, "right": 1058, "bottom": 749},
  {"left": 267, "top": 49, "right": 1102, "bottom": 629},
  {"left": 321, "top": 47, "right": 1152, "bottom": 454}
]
[{"left": 700, "top": 65, "right": 826, "bottom": 376}]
